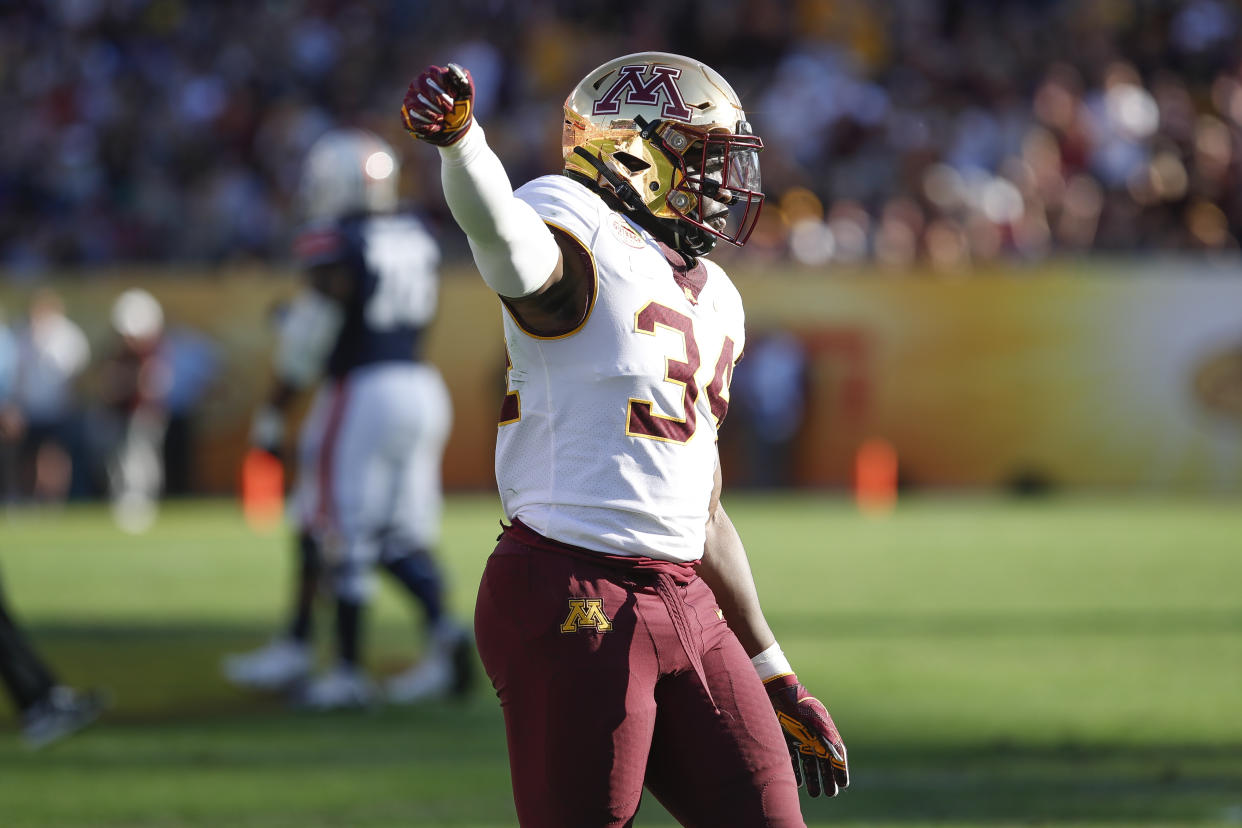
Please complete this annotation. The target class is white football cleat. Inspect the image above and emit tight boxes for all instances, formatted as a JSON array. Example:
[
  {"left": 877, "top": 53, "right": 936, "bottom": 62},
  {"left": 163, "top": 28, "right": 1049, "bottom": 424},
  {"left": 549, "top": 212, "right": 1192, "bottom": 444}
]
[
  {"left": 22, "top": 686, "right": 107, "bottom": 750},
  {"left": 222, "top": 638, "right": 312, "bottom": 691},
  {"left": 295, "top": 666, "right": 376, "bottom": 711},
  {"left": 385, "top": 653, "right": 453, "bottom": 704},
  {"left": 386, "top": 625, "right": 475, "bottom": 704}
]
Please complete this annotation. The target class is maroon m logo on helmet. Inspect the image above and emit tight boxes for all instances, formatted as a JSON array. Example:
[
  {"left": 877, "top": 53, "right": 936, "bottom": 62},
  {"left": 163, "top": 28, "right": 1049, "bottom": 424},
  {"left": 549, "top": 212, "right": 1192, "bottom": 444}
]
[{"left": 592, "top": 64, "right": 693, "bottom": 122}]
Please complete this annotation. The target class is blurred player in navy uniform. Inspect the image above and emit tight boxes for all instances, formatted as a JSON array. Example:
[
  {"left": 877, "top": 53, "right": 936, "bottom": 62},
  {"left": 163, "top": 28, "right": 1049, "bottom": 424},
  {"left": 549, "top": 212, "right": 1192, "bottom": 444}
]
[
  {"left": 223, "top": 127, "right": 471, "bottom": 709},
  {"left": 402, "top": 55, "right": 847, "bottom": 826}
]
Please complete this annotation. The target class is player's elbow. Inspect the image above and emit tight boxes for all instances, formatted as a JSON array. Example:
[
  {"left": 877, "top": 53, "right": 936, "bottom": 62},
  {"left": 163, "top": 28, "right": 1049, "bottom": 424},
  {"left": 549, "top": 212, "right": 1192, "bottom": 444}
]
[{"left": 469, "top": 229, "right": 559, "bottom": 298}]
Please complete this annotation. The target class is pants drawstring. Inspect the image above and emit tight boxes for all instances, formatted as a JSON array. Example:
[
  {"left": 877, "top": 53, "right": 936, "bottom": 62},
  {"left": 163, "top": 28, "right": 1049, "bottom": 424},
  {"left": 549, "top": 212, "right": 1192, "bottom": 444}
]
[{"left": 654, "top": 573, "right": 718, "bottom": 713}]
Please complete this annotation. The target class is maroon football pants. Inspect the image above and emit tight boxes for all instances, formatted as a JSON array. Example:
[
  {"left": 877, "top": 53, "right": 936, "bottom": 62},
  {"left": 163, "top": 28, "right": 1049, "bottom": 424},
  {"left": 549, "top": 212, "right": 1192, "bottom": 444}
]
[{"left": 474, "top": 523, "right": 804, "bottom": 828}]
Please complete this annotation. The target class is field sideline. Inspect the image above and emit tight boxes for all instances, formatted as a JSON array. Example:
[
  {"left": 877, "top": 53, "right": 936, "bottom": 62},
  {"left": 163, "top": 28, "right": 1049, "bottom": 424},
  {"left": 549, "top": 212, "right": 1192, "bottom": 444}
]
[{"left": 0, "top": 493, "right": 1239, "bottom": 827}]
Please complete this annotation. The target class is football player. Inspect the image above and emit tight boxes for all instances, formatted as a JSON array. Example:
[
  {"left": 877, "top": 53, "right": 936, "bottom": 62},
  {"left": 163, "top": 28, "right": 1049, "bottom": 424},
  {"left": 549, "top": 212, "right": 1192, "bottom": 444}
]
[
  {"left": 222, "top": 127, "right": 472, "bottom": 709},
  {"left": 402, "top": 54, "right": 848, "bottom": 825}
]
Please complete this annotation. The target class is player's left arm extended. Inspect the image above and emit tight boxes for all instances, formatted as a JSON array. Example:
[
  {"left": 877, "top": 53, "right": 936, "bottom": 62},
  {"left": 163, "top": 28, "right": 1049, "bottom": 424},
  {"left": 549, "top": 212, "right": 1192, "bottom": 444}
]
[{"left": 699, "top": 461, "right": 850, "bottom": 798}]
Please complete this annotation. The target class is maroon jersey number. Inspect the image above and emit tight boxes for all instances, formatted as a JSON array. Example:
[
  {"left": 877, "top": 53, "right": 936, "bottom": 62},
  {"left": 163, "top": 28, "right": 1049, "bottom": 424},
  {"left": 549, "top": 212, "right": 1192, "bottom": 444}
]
[
  {"left": 704, "top": 335, "right": 736, "bottom": 427},
  {"left": 627, "top": 302, "right": 736, "bottom": 444},
  {"left": 504, "top": 304, "right": 737, "bottom": 440}
]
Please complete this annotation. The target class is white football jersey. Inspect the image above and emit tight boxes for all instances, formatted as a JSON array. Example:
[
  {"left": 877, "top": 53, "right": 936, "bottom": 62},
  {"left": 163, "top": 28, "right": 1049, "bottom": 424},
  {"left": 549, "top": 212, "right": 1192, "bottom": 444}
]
[{"left": 496, "top": 175, "right": 746, "bottom": 563}]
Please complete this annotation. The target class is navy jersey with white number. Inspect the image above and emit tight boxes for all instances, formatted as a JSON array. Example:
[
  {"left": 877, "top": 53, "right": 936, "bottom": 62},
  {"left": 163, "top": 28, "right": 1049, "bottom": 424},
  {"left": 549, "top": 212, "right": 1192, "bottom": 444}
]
[{"left": 294, "top": 213, "right": 440, "bottom": 377}]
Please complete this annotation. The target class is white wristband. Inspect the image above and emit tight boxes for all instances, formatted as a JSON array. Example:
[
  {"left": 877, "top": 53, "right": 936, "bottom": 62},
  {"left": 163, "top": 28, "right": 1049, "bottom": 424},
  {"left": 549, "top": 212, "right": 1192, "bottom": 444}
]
[{"left": 750, "top": 641, "right": 794, "bottom": 682}]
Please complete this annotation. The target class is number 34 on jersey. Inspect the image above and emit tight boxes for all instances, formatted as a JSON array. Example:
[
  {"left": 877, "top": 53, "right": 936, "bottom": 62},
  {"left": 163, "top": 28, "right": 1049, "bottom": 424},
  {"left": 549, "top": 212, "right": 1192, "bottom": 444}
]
[{"left": 501, "top": 300, "right": 738, "bottom": 445}]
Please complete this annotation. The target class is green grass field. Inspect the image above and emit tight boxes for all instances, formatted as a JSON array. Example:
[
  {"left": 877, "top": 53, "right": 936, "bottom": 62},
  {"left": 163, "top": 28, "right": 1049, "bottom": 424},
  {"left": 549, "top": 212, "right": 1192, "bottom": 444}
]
[{"left": 0, "top": 493, "right": 1239, "bottom": 827}]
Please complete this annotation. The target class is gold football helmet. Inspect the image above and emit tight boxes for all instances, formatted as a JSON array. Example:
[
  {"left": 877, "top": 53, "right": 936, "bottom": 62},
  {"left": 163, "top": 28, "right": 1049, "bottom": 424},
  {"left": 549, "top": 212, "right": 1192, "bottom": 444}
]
[{"left": 562, "top": 52, "right": 764, "bottom": 257}]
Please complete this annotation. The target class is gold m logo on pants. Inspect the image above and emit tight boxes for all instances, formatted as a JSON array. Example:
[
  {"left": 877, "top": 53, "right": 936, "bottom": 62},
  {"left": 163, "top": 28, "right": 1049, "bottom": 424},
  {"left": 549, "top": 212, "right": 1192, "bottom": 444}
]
[{"left": 560, "top": 598, "right": 612, "bottom": 633}]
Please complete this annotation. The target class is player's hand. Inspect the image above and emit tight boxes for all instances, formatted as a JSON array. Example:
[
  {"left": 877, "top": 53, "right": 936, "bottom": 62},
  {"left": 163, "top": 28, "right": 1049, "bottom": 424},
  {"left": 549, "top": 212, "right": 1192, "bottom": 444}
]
[
  {"left": 249, "top": 405, "right": 285, "bottom": 459},
  {"left": 764, "top": 673, "right": 849, "bottom": 797},
  {"left": 401, "top": 63, "right": 474, "bottom": 146}
]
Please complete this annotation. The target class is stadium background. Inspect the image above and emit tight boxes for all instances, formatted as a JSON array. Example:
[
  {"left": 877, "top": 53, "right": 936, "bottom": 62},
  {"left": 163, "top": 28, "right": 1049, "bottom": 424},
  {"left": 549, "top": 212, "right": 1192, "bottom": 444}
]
[{"left": 0, "top": 1, "right": 1240, "bottom": 827}]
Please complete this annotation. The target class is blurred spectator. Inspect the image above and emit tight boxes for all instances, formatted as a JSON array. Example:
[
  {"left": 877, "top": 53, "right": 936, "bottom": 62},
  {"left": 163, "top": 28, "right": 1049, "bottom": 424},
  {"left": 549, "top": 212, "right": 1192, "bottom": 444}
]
[
  {"left": 1, "top": 290, "right": 90, "bottom": 504},
  {"left": 159, "top": 325, "right": 221, "bottom": 496},
  {"left": 730, "top": 332, "right": 809, "bottom": 488},
  {"left": 0, "top": 305, "right": 18, "bottom": 503},
  {"left": 94, "top": 288, "right": 171, "bottom": 533},
  {"left": 0, "top": 1, "right": 1241, "bottom": 273},
  {"left": 0, "top": 307, "right": 14, "bottom": 397}
]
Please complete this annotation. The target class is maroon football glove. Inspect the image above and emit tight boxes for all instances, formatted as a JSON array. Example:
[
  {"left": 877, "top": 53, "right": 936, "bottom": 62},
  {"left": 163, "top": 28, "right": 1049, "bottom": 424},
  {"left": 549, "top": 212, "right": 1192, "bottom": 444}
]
[
  {"left": 401, "top": 63, "right": 475, "bottom": 146},
  {"left": 764, "top": 673, "right": 849, "bottom": 797}
]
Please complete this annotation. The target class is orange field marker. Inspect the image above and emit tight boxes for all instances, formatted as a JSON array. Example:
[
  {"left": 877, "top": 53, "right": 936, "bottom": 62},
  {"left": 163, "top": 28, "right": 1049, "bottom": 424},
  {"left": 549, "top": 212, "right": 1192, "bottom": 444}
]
[
  {"left": 241, "top": 448, "right": 284, "bottom": 532},
  {"left": 854, "top": 438, "right": 898, "bottom": 516}
]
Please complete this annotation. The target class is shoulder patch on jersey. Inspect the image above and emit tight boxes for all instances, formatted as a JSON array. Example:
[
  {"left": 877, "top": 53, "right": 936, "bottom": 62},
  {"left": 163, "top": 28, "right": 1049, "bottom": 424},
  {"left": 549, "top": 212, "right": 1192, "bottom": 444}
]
[{"left": 607, "top": 212, "right": 647, "bottom": 249}]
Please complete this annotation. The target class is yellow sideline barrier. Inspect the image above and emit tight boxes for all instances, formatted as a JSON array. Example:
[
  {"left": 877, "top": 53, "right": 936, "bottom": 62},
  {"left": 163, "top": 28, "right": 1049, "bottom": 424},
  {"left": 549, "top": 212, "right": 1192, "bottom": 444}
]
[
  {"left": 3, "top": 261, "right": 1241, "bottom": 493},
  {"left": 735, "top": 264, "right": 1242, "bottom": 490}
]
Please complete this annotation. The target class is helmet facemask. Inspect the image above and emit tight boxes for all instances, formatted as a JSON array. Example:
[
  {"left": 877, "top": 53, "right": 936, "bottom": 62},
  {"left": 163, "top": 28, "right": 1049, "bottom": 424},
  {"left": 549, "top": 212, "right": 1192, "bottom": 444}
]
[{"left": 652, "top": 119, "right": 764, "bottom": 256}]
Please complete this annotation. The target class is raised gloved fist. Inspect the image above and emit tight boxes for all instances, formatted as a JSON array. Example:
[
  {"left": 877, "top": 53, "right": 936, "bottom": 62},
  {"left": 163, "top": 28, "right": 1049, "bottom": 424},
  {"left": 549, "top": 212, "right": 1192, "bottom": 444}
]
[
  {"left": 764, "top": 673, "right": 849, "bottom": 797},
  {"left": 401, "top": 63, "right": 475, "bottom": 146}
]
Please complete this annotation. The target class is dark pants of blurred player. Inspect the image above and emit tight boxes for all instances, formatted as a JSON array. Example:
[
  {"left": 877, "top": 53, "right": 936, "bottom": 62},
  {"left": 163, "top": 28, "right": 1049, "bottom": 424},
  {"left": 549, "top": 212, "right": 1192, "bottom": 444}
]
[
  {"left": 0, "top": 571, "right": 103, "bottom": 748},
  {"left": 475, "top": 521, "right": 803, "bottom": 828}
]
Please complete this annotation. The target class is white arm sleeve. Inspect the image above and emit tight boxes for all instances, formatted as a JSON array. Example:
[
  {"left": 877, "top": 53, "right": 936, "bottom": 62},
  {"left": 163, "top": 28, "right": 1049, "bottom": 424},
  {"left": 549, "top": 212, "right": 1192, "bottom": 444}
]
[
  {"left": 438, "top": 123, "right": 560, "bottom": 298},
  {"left": 274, "top": 289, "right": 344, "bottom": 388}
]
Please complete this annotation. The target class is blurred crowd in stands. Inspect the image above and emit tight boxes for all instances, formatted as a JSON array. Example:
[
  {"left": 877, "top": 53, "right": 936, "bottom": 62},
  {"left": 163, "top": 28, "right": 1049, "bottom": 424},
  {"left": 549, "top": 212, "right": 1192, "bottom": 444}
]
[{"left": 3, "top": 0, "right": 1241, "bottom": 275}]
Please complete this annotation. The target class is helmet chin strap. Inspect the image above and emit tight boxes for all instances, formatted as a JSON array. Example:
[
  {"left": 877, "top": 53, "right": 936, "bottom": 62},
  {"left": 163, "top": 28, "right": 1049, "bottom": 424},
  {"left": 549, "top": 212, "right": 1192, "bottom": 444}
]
[
  {"left": 570, "top": 147, "right": 648, "bottom": 214},
  {"left": 679, "top": 226, "right": 717, "bottom": 257},
  {"left": 568, "top": 147, "right": 713, "bottom": 261}
]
